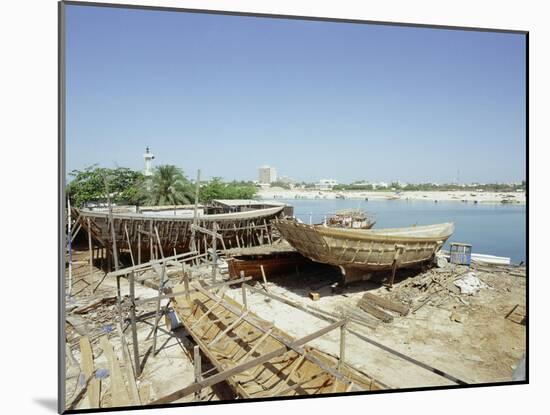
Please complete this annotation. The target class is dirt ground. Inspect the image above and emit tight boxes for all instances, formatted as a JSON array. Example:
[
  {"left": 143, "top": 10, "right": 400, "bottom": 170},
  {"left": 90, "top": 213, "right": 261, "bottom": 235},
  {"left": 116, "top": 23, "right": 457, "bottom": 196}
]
[
  {"left": 223, "top": 262, "right": 526, "bottom": 388},
  {"left": 64, "top": 246, "right": 526, "bottom": 409}
]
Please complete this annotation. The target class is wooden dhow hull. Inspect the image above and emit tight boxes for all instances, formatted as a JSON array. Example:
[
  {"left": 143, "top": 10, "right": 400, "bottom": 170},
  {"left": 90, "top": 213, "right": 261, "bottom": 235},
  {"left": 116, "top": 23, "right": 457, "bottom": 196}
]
[
  {"left": 274, "top": 219, "right": 454, "bottom": 282},
  {"left": 75, "top": 206, "right": 286, "bottom": 261},
  {"left": 165, "top": 284, "right": 384, "bottom": 400}
]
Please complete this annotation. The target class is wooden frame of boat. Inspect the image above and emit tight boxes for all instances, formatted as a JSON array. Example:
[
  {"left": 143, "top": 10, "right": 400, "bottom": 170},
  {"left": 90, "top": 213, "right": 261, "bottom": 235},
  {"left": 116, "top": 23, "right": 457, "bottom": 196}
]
[
  {"left": 73, "top": 206, "right": 286, "bottom": 263},
  {"left": 150, "top": 282, "right": 383, "bottom": 403},
  {"left": 274, "top": 219, "right": 454, "bottom": 283}
]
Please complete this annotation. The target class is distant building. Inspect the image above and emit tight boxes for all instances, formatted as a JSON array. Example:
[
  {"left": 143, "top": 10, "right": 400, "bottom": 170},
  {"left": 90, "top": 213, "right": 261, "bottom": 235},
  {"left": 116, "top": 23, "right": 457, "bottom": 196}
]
[
  {"left": 316, "top": 179, "right": 338, "bottom": 190},
  {"left": 143, "top": 146, "right": 155, "bottom": 176},
  {"left": 259, "top": 165, "right": 277, "bottom": 184}
]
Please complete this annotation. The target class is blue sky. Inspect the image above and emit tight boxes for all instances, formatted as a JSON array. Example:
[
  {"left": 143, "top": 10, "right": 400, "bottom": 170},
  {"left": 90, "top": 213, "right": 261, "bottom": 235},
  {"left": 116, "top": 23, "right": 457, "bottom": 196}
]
[{"left": 65, "top": 5, "right": 526, "bottom": 183}]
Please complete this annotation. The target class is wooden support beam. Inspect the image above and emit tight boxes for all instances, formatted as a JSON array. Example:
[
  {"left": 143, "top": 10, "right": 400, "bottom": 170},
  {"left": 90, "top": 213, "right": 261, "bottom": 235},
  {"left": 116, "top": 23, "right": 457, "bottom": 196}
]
[
  {"left": 154, "top": 225, "right": 165, "bottom": 259},
  {"left": 125, "top": 224, "right": 135, "bottom": 267},
  {"left": 193, "top": 345, "right": 202, "bottom": 401},
  {"left": 152, "top": 264, "right": 166, "bottom": 354},
  {"left": 71, "top": 223, "right": 82, "bottom": 243},
  {"left": 260, "top": 265, "right": 270, "bottom": 293},
  {"left": 129, "top": 272, "right": 141, "bottom": 377},
  {"left": 338, "top": 321, "right": 347, "bottom": 371},
  {"left": 137, "top": 225, "right": 141, "bottom": 265},
  {"left": 87, "top": 218, "right": 94, "bottom": 294}
]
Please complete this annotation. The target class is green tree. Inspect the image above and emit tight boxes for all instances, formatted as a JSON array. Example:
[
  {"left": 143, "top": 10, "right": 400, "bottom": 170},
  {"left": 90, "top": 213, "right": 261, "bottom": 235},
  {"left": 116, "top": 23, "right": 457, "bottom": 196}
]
[
  {"left": 147, "top": 165, "right": 194, "bottom": 206},
  {"left": 199, "top": 177, "right": 257, "bottom": 202},
  {"left": 67, "top": 165, "right": 146, "bottom": 207}
]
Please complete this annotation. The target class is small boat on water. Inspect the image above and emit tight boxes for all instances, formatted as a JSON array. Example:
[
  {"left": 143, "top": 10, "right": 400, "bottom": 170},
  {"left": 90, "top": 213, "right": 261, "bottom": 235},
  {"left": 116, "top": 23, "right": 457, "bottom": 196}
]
[
  {"left": 274, "top": 219, "right": 454, "bottom": 284},
  {"left": 325, "top": 209, "right": 375, "bottom": 230}
]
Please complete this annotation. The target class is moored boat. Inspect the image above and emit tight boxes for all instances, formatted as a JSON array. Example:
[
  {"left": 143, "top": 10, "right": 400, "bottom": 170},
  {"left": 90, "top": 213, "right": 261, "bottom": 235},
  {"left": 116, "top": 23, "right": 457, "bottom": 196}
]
[
  {"left": 325, "top": 209, "right": 375, "bottom": 229},
  {"left": 274, "top": 219, "right": 454, "bottom": 283}
]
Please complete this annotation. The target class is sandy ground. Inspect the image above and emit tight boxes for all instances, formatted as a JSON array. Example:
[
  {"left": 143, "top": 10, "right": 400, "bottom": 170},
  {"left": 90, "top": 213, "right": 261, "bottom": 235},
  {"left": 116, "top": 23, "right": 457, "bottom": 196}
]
[
  {"left": 259, "top": 188, "right": 526, "bottom": 204},
  {"left": 224, "top": 264, "right": 526, "bottom": 389}
]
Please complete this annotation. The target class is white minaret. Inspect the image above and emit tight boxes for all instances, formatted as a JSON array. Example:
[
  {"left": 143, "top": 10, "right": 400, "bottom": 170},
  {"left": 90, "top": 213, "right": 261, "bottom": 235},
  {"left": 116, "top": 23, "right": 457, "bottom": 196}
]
[{"left": 143, "top": 146, "right": 155, "bottom": 176}]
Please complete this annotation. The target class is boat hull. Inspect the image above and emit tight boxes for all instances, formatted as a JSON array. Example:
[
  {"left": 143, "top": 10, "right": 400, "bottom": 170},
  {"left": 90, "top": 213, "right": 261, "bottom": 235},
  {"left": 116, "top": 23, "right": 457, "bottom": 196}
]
[
  {"left": 75, "top": 206, "right": 286, "bottom": 261},
  {"left": 274, "top": 220, "right": 454, "bottom": 283},
  {"left": 227, "top": 252, "right": 313, "bottom": 280}
]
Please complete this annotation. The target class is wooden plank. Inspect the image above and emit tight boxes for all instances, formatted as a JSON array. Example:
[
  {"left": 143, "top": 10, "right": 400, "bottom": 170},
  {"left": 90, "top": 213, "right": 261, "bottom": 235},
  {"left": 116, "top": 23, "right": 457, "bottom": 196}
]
[
  {"left": 362, "top": 292, "right": 410, "bottom": 316},
  {"left": 115, "top": 323, "right": 141, "bottom": 405},
  {"left": 79, "top": 336, "right": 100, "bottom": 408},
  {"left": 357, "top": 299, "right": 394, "bottom": 323},
  {"left": 99, "top": 336, "right": 131, "bottom": 407}
]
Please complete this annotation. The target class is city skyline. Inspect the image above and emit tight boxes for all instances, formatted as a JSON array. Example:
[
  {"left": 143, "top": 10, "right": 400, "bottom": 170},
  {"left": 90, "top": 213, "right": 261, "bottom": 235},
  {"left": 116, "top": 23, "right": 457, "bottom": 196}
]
[{"left": 66, "top": 5, "right": 526, "bottom": 184}]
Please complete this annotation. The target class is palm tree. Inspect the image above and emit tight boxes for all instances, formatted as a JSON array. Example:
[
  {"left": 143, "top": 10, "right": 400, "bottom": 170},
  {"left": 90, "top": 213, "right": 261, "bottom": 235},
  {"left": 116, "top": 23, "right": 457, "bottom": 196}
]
[{"left": 146, "top": 165, "right": 194, "bottom": 207}]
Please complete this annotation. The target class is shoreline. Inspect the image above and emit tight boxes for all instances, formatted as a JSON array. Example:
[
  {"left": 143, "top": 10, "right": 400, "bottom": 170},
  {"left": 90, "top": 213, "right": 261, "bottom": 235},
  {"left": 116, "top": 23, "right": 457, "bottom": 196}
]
[{"left": 258, "top": 188, "right": 526, "bottom": 204}]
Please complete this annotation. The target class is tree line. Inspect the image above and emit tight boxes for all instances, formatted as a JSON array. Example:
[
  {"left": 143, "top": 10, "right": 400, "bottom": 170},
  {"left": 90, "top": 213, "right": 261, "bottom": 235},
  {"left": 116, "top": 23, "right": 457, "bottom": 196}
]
[{"left": 67, "top": 165, "right": 257, "bottom": 207}]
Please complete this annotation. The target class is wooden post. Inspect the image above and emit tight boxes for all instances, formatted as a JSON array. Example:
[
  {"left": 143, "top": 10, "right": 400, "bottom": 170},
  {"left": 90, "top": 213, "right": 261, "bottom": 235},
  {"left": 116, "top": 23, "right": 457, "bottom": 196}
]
[
  {"left": 129, "top": 271, "right": 141, "bottom": 377},
  {"left": 193, "top": 345, "right": 202, "bottom": 401},
  {"left": 191, "top": 169, "right": 201, "bottom": 253},
  {"left": 149, "top": 220, "right": 153, "bottom": 261},
  {"left": 260, "top": 265, "right": 269, "bottom": 292},
  {"left": 154, "top": 225, "right": 165, "bottom": 259},
  {"left": 152, "top": 264, "right": 166, "bottom": 354},
  {"left": 240, "top": 271, "right": 248, "bottom": 310},
  {"left": 263, "top": 219, "right": 272, "bottom": 245},
  {"left": 233, "top": 224, "right": 241, "bottom": 249},
  {"left": 137, "top": 224, "right": 141, "bottom": 265},
  {"left": 388, "top": 246, "right": 404, "bottom": 287},
  {"left": 339, "top": 320, "right": 347, "bottom": 371},
  {"left": 211, "top": 222, "right": 218, "bottom": 282},
  {"left": 241, "top": 283, "right": 248, "bottom": 310},
  {"left": 105, "top": 179, "right": 119, "bottom": 272},
  {"left": 87, "top": 217, "right": 94, "bottom": 295},
  {"left": 183, "top": 265, "right": 191, "bottom": 302},
  {"left": 67, "top": 198, "right": 72, "bottom": 296},
  {"left": 125, "top": 224, "right": 135, "bottom": 267}
]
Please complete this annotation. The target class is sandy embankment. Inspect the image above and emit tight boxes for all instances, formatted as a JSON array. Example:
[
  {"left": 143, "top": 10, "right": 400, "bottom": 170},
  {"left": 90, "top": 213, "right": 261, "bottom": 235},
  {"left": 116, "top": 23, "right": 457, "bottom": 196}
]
[{"left": 258, "top": 188, "right": 525, "bottom": 204}]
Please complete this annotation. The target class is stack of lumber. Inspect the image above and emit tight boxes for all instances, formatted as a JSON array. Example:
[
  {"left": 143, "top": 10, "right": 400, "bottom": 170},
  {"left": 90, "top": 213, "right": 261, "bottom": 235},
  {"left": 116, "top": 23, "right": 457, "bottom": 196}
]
[{"left": 357, "top": 293, "right": 410, "bottom": 323}]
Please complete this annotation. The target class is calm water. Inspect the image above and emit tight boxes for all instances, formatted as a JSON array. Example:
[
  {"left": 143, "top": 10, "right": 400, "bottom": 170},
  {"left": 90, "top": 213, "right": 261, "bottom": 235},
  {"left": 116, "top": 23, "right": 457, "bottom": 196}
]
[{"left": 278, "top": 199, "right": 526, "bottom": 264}]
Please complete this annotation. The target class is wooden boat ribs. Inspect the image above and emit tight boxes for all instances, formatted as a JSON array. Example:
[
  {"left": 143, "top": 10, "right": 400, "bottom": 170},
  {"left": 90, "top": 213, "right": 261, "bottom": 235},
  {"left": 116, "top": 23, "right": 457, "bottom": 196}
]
[
  {"left": 156, "top": 283, "right": 384, "bottom": 403},
  {"left": 74, "top": 206, "right": 286, "bottom": 261}
]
